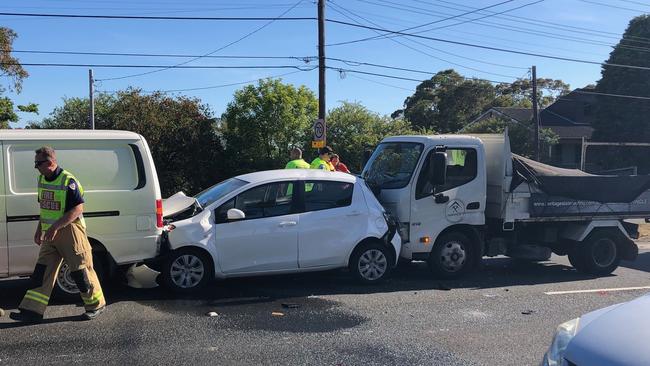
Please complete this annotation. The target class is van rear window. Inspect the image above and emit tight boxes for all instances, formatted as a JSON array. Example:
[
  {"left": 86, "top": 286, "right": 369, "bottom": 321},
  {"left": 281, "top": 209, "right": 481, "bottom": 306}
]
[{"left": 8, "top": 144, "right": 140, "bottom": 193}]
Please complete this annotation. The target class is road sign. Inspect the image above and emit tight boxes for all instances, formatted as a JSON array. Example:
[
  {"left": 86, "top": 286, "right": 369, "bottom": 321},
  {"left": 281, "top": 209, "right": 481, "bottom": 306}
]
[{"left": 312, "top": 118, "right": 326, "bottom": 148}]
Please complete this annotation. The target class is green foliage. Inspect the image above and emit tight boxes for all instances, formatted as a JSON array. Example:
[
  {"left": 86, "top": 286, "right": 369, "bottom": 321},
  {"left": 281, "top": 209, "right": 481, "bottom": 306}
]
[
  {"left": 461, "top": 116, "right": 558, "bottom": 159},
  {"left": 325, "top": 101, "right": 420, "bottom": 172},
  {"left": 31, "top": 89, "right": 223, "bottom": 196},
  {"left": 220, "top": 78, "right": 318, "bottom": 174},
  {"left": 593, "top": 15, "right": 650, "bottom": 143},
  {"left": 397, "top": 69, "right": 569, "bottom": 133},
  {"left": 0, "top": 27, "right": 38, "bottom": 128}
]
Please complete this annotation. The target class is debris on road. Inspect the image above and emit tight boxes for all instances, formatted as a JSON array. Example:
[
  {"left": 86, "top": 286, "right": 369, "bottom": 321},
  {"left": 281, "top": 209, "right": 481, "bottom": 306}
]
[
  {"left": 281, "top": 303, "right": 300, "bottom": 309},
  {"left": 206, "top": 311, "right": 219, "bottom": 317},
  {"left": 0, "top": 308, "right": 4, "bottom": 317},
  {"left": 271, "top": 312, "right": 285, "bottom": 317},
  {"left": 521, "top": 310, "right": 536, "bottom": 315}
]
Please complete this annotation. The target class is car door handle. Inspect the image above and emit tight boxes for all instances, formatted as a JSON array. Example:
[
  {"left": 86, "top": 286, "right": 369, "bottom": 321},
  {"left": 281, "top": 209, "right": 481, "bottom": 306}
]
[
  {"left": 346, "top": 211, "right": 362, "bottom": 217},
  {"left": 278, "top": 221, "right": 297, "bottom": 227}
]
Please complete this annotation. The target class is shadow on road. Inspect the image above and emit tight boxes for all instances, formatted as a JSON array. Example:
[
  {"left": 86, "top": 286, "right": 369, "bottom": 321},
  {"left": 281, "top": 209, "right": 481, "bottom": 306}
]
[
  {"left": 620, "top": 251, "right": 650, "bottom": 273},
  {"left": 0, "top": 256, "right": 608, "bottom": 312}
]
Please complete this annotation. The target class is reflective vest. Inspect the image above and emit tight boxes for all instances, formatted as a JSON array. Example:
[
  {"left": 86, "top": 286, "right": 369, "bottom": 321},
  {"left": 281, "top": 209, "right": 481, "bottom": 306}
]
[
  {"left": 285, "top": 159, "right": 310, "bottom": 169},
  {"left": 310, "top": 157, "right": 334, "bottom": 171},
  {"left": 38, "top": 169, "right": 85, "bottom": 232}
]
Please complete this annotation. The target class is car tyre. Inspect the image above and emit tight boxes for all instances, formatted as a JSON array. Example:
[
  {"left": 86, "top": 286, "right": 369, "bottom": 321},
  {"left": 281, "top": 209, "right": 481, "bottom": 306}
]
[
  {"left": 350, "top": 242, "right": 392, "bottom": 284},
  {"left": 570, "top": 231, "right": 619, "bottom": 275},
  {"left": 428, "top": 232, "right": 474, "bottom": 279},
  {"left": 162, "top": 247, "right": 214, "bottom": 294}
]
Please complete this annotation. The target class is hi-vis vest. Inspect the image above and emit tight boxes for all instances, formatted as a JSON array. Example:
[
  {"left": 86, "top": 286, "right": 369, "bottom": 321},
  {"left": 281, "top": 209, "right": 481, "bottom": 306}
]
[{"left": 38, "top": 170, "right": 85, "bottom": 232}]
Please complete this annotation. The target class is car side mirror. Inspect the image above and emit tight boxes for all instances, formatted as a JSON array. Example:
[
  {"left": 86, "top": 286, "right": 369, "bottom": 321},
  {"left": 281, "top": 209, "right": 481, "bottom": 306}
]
[
  {"left": 227, "top": 208, "right": 246, "bottom": 221},
  {"left": 430, "top": 152, "right": 447, "bottom": 186}
]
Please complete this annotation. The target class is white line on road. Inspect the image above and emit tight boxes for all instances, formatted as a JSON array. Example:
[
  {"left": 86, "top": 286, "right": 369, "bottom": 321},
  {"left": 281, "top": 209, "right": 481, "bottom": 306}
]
[{"left": 545, "top": 286, "right": 650, "bottom": 295}]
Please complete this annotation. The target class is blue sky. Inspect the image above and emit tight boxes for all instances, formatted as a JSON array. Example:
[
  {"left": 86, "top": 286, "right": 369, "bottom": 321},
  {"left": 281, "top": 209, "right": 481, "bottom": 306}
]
[{"left": 2, "top": 0, "right": 648, "bottom": 127}]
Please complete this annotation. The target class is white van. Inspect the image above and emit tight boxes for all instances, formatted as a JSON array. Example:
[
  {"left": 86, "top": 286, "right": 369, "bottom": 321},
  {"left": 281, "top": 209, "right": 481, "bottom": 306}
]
[{"left": 0, "top": 130, "right": 163, "bottom": 296}]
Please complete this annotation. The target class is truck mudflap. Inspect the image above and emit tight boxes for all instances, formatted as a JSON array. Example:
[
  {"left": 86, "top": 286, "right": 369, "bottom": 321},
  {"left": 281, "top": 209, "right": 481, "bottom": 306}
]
[{"left": 620, "top": 237, "right": 639, "bottom": 262}]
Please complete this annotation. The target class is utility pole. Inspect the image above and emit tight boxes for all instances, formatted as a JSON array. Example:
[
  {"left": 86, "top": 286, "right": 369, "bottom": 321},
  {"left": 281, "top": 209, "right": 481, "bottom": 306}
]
[
  {"left": 531, "top": 65, "right": 539, "bottom": 161},
  {"left": 89, "top": 69, "right": 95, "bottom": 130},
  {"left": 317, "top": 0, "right": 326, "bottom": 144}
]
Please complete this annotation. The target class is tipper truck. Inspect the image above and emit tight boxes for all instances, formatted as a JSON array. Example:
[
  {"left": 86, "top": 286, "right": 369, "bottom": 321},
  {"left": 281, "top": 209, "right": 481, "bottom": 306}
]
[{"left": 361, "top": 131, "right": 647, "bottom": 278}]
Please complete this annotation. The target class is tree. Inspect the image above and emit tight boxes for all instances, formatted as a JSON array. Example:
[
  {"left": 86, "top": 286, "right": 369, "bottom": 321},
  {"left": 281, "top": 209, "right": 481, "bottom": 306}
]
[
  {"left": 220, "top": 78, "right": 318, "bottom": 174},
  {"left": 395, "top": 69, "right": 569, "bottom": 133},
  {"left": 461, "top": 116, "right": 558, "bottom": 160},
  {"left": 0, "top": 27, "right": 38, "bottom": 128},
  {"left": 32, "top": 89, "right": 223, "bottom": 196},
  {"left": 326, "top": 101, "right": 420, "bottom": 172},
  {"left": 593, "top": 15, "right": 650, "bottom": 143}
]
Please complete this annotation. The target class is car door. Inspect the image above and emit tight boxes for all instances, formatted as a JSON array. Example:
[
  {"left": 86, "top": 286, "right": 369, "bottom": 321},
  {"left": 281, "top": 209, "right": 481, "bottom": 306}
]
[
  {"left": 297, "top": 180, "right": 365, "bottom": 268},
  {"left": 409, "top": 147, "right": 485, "bottom": 246},
  {"left": 214, "top": 181, "right": 299, "bottom": 274}
]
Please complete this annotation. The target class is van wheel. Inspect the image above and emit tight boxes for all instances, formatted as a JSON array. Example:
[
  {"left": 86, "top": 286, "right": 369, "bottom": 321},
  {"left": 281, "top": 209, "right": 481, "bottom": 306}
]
[
  {"left": 162, "top": 248, "right": 214, "bottom": 294},
  {"left": 54, "top": 253, "right": 107, "bottom": 301},
  {"left": 569, "top": 231, "right": 619, "bottom": 275},
  {"left": 428, "top": 232, "right": 474, "bottom": 279},
  {"left": 350, "top": 242, "right": 392, "bottom": 284}
]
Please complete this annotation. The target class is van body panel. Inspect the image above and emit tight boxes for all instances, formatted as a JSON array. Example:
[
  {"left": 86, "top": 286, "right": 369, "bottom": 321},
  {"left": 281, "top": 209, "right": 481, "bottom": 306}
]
[
  {"left": 0, "top": 142, "right": 7, "bottom": 276},
  {"left": 2, "top": 130, "right": 162, "bottom": 277}
]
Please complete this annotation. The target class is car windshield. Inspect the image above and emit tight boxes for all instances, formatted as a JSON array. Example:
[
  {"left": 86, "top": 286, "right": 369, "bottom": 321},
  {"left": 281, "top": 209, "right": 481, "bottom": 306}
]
[
  {"left": 362, "top": 142, "right": 424, "bottom": 189},
  {"left": 194, "top": 178, "right": 248, "bottom": 208}
]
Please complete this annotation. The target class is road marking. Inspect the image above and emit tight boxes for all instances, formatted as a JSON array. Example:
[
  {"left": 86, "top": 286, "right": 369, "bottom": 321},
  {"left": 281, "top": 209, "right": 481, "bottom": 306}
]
[{"left": 545, "top": 286, "right": 650, "bottom": 295}]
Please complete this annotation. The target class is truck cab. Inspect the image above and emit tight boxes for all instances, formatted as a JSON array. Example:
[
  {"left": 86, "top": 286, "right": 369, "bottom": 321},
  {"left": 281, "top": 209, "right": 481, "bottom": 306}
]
[{"left": 362, "top": 135, "right": 487, "bottom": 277}]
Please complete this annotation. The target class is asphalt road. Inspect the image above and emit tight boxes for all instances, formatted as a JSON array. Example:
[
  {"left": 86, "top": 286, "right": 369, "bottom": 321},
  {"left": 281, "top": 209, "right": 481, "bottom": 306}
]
[{"left": 1, "top": 244, "right": 650, "bottom": 366}]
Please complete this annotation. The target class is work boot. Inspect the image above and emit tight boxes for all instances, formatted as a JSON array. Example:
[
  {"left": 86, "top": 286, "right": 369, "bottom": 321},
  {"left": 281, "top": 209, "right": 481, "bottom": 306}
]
[
  {"left": 9, "top": 309, "right": 43, "bottom": 323},
  {"left": 81, "top": 306, "right": 105, "bottom": 321}
]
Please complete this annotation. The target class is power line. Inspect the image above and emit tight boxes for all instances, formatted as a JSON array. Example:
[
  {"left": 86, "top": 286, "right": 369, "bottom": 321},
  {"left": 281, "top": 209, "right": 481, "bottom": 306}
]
[
  {"left": 0, "top": 12, "right": 316, "bottom": 21},
  {"left": 327, "top": 1, "right": 525, "bottom": 76},
  {"left": 408, "top": 0, "right": 650, "bottom": 43},
  {"left": 99, "top": 69, "right": 315, "bottom": 94},
  {"left": 1, "top": 62, "right": 316, "bottom": 70},
  {"left": 13, "top": 49, "right": 317, "bottom": 61},
  {"left": 578, "top": 0, "right": 650, "bottom": 12},
  {"left": 347, "top": 73, "right": 415, "bottom": 91},
  {"left": 325, "top": 18, "right": 650, "bottom": 71},
  {"left": 97, "top": 0, "right": 305, "bottom": 81},
  {"left": 346, "top": 0, "right": 650, "bottom": 52},
  {"left": 616, "top": 0, "right": 650, "bottom": 7},
  {"left": 336, "top": 0, "right": 544, "bottom": 46}
]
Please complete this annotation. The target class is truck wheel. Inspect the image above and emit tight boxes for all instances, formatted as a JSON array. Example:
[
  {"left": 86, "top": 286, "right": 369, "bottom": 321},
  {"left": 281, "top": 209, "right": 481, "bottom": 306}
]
[
  {"left": 54, "top": 253, "right": 107, "bottom": 301},
  {"left": 350, "top": 242, "right": 392, "bottom": 284},
  {"left": 570, "top": 231, "right": 620, "bottom": 275},
  {"left": 162, "top": 247, "right": 214, "bottom": 294},
  {"left": 428, "top": 232, "right": 474, "bottom": 279}
]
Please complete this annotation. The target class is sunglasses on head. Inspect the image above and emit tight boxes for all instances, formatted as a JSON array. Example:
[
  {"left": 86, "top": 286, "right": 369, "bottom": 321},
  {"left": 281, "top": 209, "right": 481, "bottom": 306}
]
[{"left": 34, "top": 160, "right": 49, "bottom": 168}]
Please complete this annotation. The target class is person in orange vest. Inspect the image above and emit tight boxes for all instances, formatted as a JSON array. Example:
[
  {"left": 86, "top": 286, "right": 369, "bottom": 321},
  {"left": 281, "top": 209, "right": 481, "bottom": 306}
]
[{"left": 331, "top": 154, "right": 351, "bottom": 173}]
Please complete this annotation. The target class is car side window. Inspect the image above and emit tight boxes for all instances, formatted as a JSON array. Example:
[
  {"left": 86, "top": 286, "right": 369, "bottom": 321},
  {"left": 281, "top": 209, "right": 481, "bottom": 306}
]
[
  {"left": 215, "top": 182, "right": 295, "bottom": 223},
  {"left": 303, "top": 181, "right": 353, "bottom": 212},
  {"left": 415, "top": 148, "right": 478, "bottom": 199}
]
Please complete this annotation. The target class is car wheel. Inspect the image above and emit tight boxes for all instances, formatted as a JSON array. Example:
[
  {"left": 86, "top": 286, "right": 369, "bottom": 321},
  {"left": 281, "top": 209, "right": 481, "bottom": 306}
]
[
  {"left": 54, "top": 252, "right": 107, "bottom": 301},
  {"left": 428, "top": 232, "right": 474, "bottom": 279},
  {"left": 162, "top": 248, "right": 214, "bottom": 294},
  {"left": 350, "top": 242, "right": 392, "bottom": 284},
  {"left": 570, "top": 231, "right": 619, "bottom": 275}
]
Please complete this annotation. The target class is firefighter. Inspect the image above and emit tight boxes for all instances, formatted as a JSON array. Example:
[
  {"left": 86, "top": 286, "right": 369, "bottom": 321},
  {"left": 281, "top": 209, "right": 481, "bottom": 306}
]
[
  {"left": 285, "top": 147, "right": 310, "bottom": 169},
  {"left": 10, "top": 146, "right": 105, "bottom": 323},
  {"left": 310, "top": 146, "right": 335, "bottom": 171}
]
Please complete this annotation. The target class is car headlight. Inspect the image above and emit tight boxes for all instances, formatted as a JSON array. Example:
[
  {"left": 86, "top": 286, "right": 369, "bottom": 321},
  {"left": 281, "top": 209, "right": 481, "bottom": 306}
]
[{"left": 541, "top": 318, "right": 580, "bottom": 366}]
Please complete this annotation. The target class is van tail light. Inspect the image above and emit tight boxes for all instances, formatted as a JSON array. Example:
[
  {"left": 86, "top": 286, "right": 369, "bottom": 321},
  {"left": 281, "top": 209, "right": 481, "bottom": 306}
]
[{"left": 156, "top": 199, "right": 163, "bottom": 228}]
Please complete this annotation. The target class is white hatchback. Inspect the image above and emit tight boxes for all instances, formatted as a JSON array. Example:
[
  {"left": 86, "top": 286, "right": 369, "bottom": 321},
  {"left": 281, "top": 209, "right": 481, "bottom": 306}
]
[{"left": 159, "top": 169, "right": 400, "bottom": 293}]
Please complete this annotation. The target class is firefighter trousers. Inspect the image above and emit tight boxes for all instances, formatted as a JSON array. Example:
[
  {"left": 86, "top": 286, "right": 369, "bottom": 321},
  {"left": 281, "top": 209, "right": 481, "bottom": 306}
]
[{"left": 19, "top": 220, "right": 105, "bottom": 316}]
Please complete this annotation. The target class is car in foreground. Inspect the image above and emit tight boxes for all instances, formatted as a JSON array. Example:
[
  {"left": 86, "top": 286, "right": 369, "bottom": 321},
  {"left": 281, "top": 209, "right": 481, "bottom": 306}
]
[
  {"left": 159, "top": 169, "right": 400, "bottom": 293},
  {"left": 541, "top": 292, "right": 650, "bottom": 366}
]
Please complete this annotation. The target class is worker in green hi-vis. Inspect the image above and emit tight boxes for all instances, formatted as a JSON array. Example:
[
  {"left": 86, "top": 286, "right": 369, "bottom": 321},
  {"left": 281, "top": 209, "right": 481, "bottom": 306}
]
[{"left": 285, "top": 147, "right": 310, "bottom": 169}]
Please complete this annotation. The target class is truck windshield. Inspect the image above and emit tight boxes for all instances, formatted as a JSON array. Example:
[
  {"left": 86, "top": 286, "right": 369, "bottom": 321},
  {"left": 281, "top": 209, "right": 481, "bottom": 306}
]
[
  {"left": 362, "top": 142, "right": 424, "bottom": 189},
  {"left": 194, "top": 178, "right": 248, "bottom": 208}
]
